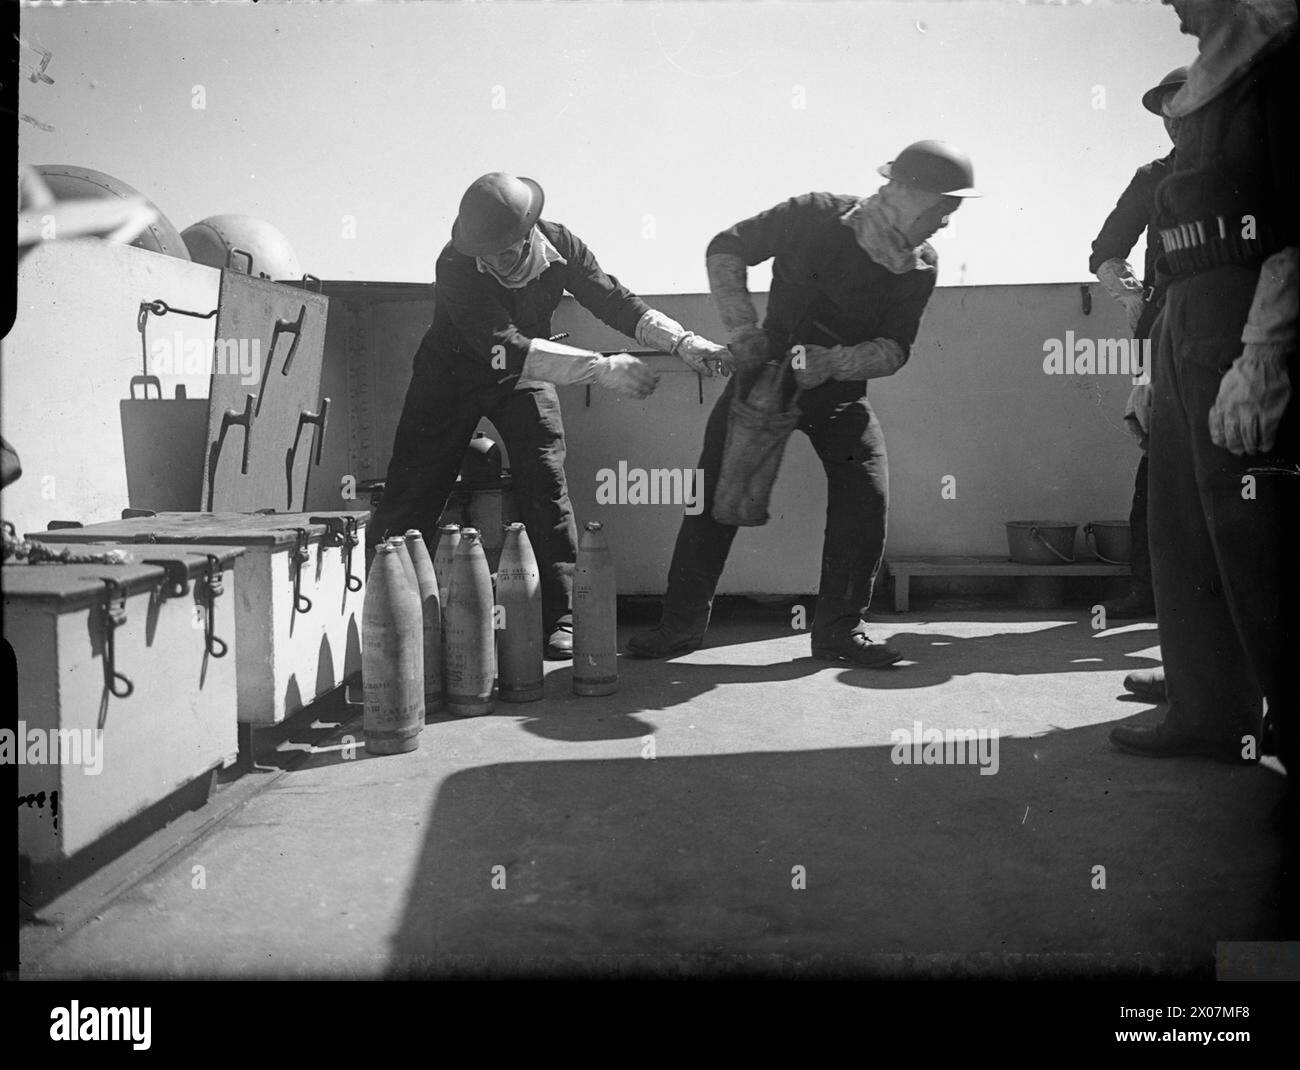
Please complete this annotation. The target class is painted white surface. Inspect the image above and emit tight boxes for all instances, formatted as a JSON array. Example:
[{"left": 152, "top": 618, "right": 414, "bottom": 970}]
[
  {"left": 321, "top": 282, "right": 1137, "bottom": 594},
  {"left": 231, "top": 529, "right": 366, "bottom": 725},
  {"left": 10, "top": 574, "right": 239, "bottom": 862},
  {"left": 3, "top": 241, "right": 220, "bottom": 536}
]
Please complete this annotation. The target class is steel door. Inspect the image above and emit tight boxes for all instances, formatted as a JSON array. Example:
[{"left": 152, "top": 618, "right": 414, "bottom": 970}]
[{"left": 202, "top": 273, "right": 330, "bottom": 512}]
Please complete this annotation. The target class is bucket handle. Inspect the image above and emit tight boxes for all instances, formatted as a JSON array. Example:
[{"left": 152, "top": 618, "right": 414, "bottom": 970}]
[
  {"left": 1084, "top": 523, "right": 1128, "bottom": 566},
  {"left": 1029, "top": 525, "right": 1076, "bottom": 564}
]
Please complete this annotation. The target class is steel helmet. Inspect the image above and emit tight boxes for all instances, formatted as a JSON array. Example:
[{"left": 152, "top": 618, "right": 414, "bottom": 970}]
[
  {"left": 181, "top": 214, "right": 302, "bottom": 280},
  {"left": 877, "top": 140, "right": 980, "bottom": 197},
  {"left": 1142, "top": 65, "right": 1189, "bottom": 115},
  {"left": 452, "top": 173, "right": 545, "bottom": 256}
]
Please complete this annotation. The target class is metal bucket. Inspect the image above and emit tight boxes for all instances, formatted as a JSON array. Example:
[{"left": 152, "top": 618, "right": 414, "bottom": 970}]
[
  {"left": 1085, "top": 521, "right": 1131, "bottom": 565},
  {"left": 1005, "top": 521, "right": 1077, "bottom": 565}
]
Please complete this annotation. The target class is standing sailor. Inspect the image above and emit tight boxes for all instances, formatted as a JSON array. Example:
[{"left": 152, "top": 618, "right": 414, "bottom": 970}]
[
  {"left": 1110, "top": 0, "right": 1296, "bottom": 810},
  {"left": 1090, "top": 65, "right": 1187, "bottom": 624}
]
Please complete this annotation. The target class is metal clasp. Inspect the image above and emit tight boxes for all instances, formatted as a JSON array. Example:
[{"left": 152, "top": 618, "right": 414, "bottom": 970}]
[
  {"left": 291, "top": 528, "right": 313, "bottom": 614},
  {"left": 100, "top": 579, "right": 134, "bottom": 698},
  {"left": 309, "top": 513, "right": 363, "bottom": 592},
  {"left": 203, "top": 554, "right": 229, "bottom": 658}
]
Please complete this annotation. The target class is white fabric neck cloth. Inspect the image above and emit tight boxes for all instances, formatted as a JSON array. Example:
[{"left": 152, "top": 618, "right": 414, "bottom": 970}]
[
  {"left": 841, "top": 186, "right": 928, "bottom": 274},
  {"left": 476, "top": 226, "right": 567, "bottom": 289},
  {"left": 1164, "top": 0, "right": 1297, "bottom": 117}
]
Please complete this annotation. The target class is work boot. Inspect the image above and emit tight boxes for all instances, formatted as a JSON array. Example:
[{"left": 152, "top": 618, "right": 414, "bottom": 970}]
[
  {"left": 545, "top": 624, "right": 573, "bottom": 661},
  {"left": 626, "top": 623, "right": 704, "bottom": 659},
  {"left": 1102, "top": 591, "right": 1156, "bottom": 620},
  {"left": 1109, "top": 721, "right": 1255, "bottom": 765},
  {"left": 1123, "top": 666, "right": 1166, "bottom": 701},
  {"left": 811, "top": 629, "right": 902, "bottom": 668}
]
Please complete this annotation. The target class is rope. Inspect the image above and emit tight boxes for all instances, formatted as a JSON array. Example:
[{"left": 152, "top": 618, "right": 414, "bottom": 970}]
[{"left": 2, "top": 522, "right": 132, "bottom": 566}]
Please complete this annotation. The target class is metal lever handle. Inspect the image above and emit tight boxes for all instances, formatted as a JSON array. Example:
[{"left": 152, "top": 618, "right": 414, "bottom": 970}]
[
  {"left": 275, "top": 305, "right": 306, "bottom": 376},
  {"left": 207, "top": 394, "right": 257, "bottom": 511},
  {"left": 254, "top": 305, "right": 306, "bottom": 417},
  {"left": 285, "top": 397, "right": 330, "bottom": 510}
]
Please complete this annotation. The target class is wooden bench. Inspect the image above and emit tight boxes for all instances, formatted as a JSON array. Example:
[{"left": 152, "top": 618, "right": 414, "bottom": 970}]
[{"left": 884, "top": 555, "right": 1130, "bottom": 612}]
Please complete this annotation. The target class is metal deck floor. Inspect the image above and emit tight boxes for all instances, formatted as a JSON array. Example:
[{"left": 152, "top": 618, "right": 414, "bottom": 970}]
[{"left": 18, "top": 609, "right": 1294, "bottom": 979}]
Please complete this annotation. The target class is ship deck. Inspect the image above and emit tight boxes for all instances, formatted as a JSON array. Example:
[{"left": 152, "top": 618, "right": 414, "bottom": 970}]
[{"left": 18, "top": 604, "right": 1291, "bottom": 980}]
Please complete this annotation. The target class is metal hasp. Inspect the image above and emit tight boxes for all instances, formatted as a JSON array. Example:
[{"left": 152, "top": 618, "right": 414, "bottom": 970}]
[
  {"left": 140, "top": 555, "right": 190, "bottom": 598},
  {"left": 310, "top": 512, "right": 363, "bottom": 592},
  {"left": 291, "top": 527, "right": 313, "bottom": 614},
  {"left": 285, "top": 397, "right": 330, "bottom": 510},
  {"left": 99, "top": 578, "right": 134, "bottom": 699},
  {"left": 202, "top": 553, "right": 229, "bottom": 658},
  {"left": 206, "top": 394, "right": 257, "bottom": 510},
  {"left": 133, "top": 297, "right": 218, "bottom": 400}
]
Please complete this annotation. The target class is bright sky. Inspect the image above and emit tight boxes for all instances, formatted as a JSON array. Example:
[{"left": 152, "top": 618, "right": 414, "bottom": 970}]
[{"left": 19, "top": 0, "right": 1193, "bottom": 293}]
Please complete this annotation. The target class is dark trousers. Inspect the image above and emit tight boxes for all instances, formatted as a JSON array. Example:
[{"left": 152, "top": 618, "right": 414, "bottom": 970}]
[
  {"left": 369, "top": 339, "right": 577, "bottom": 631},
  {"left": 1128, "top": 440, "right": 1152, "bottom": 598},
  {"left": 1149, "top": 265, "right": 1297, "bottom": 768},
  {"left": 659, "top": 375, "right": 889, "bottom": 641},
  {"left": 1125, "top": 301, "right": 1161, "bottom": 600}
]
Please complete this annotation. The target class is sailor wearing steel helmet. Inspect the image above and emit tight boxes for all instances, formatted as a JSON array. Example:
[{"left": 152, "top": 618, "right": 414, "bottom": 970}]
[
  {"left": 628, "top": 141, "right": 979, "bottom": 665},
  {"left": 368, "top": 172, "right": 731, "bottom": 660}
]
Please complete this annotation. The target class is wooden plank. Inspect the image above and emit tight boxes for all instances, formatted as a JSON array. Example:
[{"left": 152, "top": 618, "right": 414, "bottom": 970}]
[{"left": 887, "top": 555, "right": 1128, "bottom": 578}]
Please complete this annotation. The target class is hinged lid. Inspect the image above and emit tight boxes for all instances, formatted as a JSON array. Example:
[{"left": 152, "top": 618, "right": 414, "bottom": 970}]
[
  {"left": 3, "top": 542, "right": 244, "bottom": 610},
  {"left": 4, "top": 560, "right": 165, "bottom": 611},
  {"left": 29, "top": 511, "right": 368, "bottom": 550}
]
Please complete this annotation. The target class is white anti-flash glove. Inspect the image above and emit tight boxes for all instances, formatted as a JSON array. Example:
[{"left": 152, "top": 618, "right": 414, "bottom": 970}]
[
  {"left": 519, "top": 337, "right": 659, "bottom": 399},
  {"left": 1096, "top": 258, "right": 1147, "bottom": 335},
  {"left": 635, "top": 309, "right": 730, "bottom": 376},
  {"left": 791, "top": 339, "right": 907, "bottom": 389}
]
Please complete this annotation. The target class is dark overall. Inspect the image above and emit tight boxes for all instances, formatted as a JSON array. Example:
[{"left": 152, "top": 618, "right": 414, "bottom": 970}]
[
  {"left": 658, "top": 192, "right": 938, "bottom": 642},
  {"left": 1147, "top": 37, "right": 1297, "bottom": 770},
  {"left": 1089, "top": 152, "right": 1174, "bottom": 605},
  {"left": 368, "top": 221, "right": 649, "bottom": 634}
]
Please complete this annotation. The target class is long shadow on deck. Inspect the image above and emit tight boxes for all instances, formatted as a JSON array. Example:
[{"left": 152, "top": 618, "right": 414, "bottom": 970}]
[{"left": 387, "top": 615, "right": 1291, "bottom": 978}]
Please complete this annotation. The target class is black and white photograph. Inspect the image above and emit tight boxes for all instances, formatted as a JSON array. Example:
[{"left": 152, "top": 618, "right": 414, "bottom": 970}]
[{"left": 4, "top": 0, "right": 1297, "bottom": 1043}]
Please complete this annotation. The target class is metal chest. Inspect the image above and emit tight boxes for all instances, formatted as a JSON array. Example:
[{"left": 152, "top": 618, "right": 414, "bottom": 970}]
[
  {"left": 31, "top": 510, "right": 368, "bottom": 725},
  {"left": 4, "top": 544, "right": 242, "bottom": 864}
]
